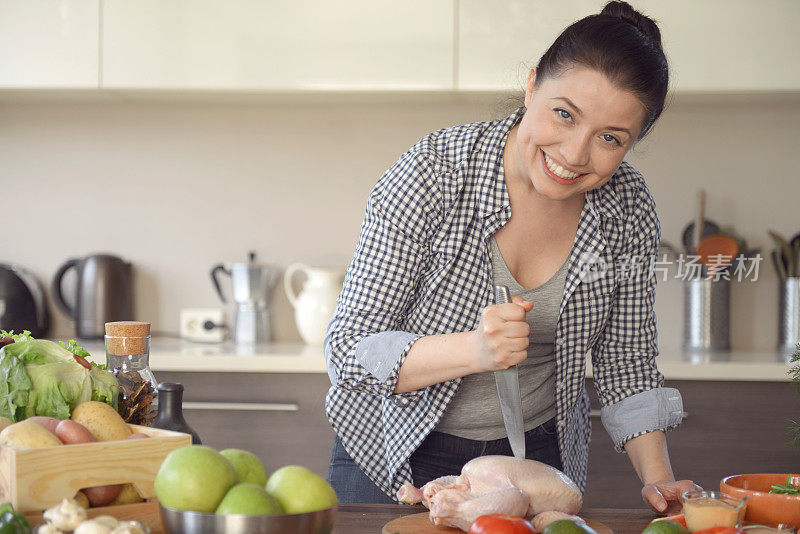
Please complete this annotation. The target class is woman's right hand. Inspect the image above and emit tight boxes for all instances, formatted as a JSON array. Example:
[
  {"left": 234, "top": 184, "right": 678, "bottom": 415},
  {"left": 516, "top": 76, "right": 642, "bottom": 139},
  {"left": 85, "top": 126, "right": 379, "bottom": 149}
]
[{"left": 471, "top": 296, "right": 533, "bottom": 372}]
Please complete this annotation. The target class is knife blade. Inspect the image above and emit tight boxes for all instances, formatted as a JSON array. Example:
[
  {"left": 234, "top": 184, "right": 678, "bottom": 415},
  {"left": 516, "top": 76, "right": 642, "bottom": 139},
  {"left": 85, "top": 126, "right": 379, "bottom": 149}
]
[{"left": 493, "top": 284, "right": 526, "bottom": 459}]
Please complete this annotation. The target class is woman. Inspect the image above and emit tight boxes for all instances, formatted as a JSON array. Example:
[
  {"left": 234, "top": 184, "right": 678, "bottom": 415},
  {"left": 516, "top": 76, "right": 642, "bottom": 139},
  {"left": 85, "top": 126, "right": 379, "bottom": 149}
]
[{"left": 325, "top": 1, "right": 700, "bottom": 514}]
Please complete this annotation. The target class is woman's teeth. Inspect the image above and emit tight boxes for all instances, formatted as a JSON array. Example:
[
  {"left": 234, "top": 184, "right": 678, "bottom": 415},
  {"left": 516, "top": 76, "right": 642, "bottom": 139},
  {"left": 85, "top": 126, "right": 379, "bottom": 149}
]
[{"left": 544, "top": 152, "right": 582, "bottom": 180}]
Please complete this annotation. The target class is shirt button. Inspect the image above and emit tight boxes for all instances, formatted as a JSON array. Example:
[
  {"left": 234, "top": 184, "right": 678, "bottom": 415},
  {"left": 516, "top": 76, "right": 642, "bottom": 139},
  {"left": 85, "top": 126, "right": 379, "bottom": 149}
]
[
  {"left": 425, "top": 414, "right": 433, "bottom": 422},
  {"left": 556, "top": 383, "right": 565, "bottom": 391},
  {"left": 557, "top": 339, "right": 565, "bottom": 347}
]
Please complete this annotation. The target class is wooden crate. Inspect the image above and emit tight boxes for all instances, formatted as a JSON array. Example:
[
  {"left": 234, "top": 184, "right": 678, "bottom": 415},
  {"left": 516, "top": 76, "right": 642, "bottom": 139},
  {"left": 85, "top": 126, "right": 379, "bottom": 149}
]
[{"left": 0, "top": 424, "right": 191, "bottom": 513}]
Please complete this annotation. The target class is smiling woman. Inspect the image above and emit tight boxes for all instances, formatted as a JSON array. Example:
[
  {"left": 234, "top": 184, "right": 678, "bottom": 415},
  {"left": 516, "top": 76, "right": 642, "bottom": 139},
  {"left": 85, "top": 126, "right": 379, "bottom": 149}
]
[{"left": 323, "top": 0, "right": 699, "bottom": 522}]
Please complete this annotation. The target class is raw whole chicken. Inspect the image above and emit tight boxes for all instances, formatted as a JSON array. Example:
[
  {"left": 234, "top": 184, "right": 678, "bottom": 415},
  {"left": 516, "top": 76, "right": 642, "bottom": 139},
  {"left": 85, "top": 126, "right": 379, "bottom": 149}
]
[{"left": 397, "top": 456, "right": 585, "bottom": 532}]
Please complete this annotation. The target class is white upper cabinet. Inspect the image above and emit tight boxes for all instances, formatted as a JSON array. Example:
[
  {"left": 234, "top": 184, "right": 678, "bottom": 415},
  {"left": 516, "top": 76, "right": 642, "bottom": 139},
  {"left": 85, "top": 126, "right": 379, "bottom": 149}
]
[
  {"left": 639, "top": 0, "right": 800, "bottom": 92},
  {"left": 0, "top": 0, "right": 99, "bottom": 88},
  {"left": 458, "top": 0, "right": 598, "bottom": 92},
  {"left": 102, "top": 0, "right": 454, "bottom": 90},
  {"left": 458, "top": 0, "right": 800, "bottom": 92}
]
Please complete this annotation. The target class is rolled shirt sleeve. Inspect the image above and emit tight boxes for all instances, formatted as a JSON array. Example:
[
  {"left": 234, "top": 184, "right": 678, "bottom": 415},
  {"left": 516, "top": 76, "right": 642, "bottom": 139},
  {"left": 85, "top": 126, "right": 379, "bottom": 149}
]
[
  {"left": 591, "top": 182, "right": 684, "bottom": 450},
  {"left": 600, "top": 387, "right": 684, "bottom": 452},
  {"left": 324, "top": 149, "right": 441, "bottom": 400}
]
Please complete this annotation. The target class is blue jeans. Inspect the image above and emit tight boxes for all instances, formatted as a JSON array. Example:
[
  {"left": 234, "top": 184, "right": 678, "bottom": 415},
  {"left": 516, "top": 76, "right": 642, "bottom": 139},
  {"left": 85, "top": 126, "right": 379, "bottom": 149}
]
[{"left": 327, "top": 418, "right": 562, "bottom": 503}]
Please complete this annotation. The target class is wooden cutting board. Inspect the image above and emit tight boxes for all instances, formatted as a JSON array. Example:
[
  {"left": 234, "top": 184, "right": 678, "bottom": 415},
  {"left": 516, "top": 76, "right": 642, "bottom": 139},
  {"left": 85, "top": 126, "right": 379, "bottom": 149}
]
[{"left": 382, "top": 512, "right": 612, "bottom": 534}]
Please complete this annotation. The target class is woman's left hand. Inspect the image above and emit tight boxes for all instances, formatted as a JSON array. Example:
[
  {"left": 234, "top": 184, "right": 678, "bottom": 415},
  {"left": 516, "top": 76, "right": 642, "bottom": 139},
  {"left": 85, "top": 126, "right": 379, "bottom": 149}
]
[{"left": 641, "top": 479, "right": 702, "bottom": 514}]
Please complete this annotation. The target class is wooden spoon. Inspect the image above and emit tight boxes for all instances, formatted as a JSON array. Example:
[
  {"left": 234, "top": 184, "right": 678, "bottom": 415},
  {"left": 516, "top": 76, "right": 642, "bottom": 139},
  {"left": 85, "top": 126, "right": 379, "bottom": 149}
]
[{"left": 696, "top": 233, "right": 739, "bottom": 278}]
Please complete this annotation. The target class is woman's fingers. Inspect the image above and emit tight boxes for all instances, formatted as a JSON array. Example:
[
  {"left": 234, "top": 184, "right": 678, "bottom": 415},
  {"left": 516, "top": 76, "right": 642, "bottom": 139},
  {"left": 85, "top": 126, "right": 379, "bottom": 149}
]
[
  {"left": 472, "top": 298, "right": 533, "bottom": 372},
  {"left": 510, "top": 295, "right": 534, "bottom": 311}
]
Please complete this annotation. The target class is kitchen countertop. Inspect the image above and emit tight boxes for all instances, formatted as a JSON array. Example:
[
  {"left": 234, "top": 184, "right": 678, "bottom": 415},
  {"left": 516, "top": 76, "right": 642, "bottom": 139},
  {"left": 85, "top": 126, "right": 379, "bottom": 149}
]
[
  {"left": 80, "top": 338, "right": 794, "bottom": 381},
  {"left": 333, "top": 504, "right": 656, "bottom": 534}
]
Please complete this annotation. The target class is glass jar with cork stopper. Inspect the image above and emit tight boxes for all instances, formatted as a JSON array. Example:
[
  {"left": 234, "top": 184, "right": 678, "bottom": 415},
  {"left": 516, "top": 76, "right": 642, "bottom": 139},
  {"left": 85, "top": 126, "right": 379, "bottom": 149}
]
[{"left": 105, "top": 321, "right": 158, "bottom": 425}]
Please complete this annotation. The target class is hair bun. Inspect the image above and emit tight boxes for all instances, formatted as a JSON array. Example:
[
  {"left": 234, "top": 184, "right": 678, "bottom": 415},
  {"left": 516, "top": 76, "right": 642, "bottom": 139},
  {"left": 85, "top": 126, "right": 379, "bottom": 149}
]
[{"left": 601, "top": 1, "right": 662, "bottom": 49}]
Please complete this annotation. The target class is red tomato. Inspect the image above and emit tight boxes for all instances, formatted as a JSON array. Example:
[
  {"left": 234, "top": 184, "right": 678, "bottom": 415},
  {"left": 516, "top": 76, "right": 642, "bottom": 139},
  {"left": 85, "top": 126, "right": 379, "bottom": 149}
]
[
  {"left": 469, "top": 514, "right": 535, "bottom": 534},
  {"left": 692, "top": 528, "right": 744, "bottom": 534}
]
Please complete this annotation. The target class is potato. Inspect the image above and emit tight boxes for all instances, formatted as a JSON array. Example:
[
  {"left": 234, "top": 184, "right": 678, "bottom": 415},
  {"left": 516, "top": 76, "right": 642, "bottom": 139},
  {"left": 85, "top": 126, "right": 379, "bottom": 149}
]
[
  {"left": 71, "top": 401, "right": 131, "bottom": 441},
  {"left": 0, "top": 417, "right": 13, "bottom": 433},
  {"left": 0, "top": 420, "right": 62, "bottom": 448},
  {"left": 82, "top": 483, "right": 123, "bottom": 507},
  {"left": 110, "top": 483, "right": 144, "bottom": 505},
  {"left": 74, "top": 490, "right": 90, "bottom": 509},
  {"left": 27, "top": 416, "right": 61, "bottom": 434},
  {"left": 55, "top": 420, "right": 96, "bottom": 445}
]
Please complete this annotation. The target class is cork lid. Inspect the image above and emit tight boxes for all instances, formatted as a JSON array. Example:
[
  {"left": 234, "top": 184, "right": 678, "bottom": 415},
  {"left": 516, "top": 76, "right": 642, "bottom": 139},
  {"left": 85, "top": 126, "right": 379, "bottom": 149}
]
[
  {"left": 105, "top": 321, "right": 150, "bottom": 337},
  {"left": 105, "top": 321, "right": 150, "bottom": 355}
]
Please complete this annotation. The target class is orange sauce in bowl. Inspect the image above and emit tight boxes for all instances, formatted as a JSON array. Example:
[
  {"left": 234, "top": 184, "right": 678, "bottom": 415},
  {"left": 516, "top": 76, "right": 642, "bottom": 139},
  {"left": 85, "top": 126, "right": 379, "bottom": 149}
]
[{"left": 684, "top": 498, "right": 746, "bottom": 532}]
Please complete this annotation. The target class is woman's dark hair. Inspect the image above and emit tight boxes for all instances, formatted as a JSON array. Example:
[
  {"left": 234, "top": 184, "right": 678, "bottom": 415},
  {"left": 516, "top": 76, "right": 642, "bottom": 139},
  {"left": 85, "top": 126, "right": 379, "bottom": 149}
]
[{"left": 534, "top": 1, "right": 668, "bottom": 139}]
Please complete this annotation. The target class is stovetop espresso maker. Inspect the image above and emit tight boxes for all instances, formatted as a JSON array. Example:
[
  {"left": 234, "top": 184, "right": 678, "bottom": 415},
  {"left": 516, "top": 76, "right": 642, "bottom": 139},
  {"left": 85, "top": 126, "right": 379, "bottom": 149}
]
[{"left": 211, "top": 252, "right": 281, "bottom": 344}]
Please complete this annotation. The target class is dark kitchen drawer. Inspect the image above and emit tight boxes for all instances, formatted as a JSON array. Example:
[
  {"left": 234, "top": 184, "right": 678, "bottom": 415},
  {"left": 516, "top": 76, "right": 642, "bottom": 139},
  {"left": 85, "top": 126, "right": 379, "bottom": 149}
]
[
  {"left": 583, "top": 379, "right": 799, "bottom": 508},
  {"left": 155, "top": 372, "right": 335, "bottom": 478}
]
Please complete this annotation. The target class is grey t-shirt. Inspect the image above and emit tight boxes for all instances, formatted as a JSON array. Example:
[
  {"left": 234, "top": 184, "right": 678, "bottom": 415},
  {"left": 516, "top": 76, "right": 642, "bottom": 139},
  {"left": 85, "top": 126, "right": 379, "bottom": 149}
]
[{"left": 435, "top": 236, "right": 567, "bottom": 440}]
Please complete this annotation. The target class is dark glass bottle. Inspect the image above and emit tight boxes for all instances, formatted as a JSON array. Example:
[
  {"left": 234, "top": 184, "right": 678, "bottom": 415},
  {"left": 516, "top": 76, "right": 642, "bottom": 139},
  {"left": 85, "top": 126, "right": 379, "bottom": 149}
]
[{"left": 152, "top": 382, "right": 202, "bottom": 445}]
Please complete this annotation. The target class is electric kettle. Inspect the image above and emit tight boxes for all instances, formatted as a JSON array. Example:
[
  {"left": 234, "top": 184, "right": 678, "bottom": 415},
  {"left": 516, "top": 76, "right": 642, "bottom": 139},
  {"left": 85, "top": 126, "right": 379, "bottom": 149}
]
[{"left": 52, "top": 254, "right": 134, "bottom": 339}]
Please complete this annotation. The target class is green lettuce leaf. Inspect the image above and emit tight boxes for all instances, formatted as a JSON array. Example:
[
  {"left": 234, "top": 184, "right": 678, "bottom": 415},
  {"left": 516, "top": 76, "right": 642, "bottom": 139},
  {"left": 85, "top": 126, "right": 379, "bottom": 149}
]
[
  {"left": 89, "top": 367, "right": 119, "bottom": 409},
  {"left": 0, "top": 345, "right": 31, "bottom": 422},
  {"left": 2, "top": 336, "right": 119, "bottom": 419},
  {"left": 0, "top": 330, "right": 33, "bottom": 343}
]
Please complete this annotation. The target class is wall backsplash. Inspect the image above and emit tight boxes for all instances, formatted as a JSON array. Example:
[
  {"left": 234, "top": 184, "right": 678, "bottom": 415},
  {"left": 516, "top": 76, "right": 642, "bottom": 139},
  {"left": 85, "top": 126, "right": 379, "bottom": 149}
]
[{"left": 1, "top": 92, "right": 798, "bottom": 351}]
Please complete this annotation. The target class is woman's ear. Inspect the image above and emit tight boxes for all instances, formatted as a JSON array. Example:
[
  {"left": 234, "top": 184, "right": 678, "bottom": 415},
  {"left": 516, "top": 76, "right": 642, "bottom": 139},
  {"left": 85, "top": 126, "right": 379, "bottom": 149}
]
[{"left": 524, "top": 68, "right": 537, "bottom": 107}]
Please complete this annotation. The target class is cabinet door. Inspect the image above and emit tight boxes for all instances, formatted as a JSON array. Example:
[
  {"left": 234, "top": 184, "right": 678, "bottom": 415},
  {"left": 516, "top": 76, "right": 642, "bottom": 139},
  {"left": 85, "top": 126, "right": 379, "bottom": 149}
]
[
  {"left": 458, "top": 0, "right": 599, "bottom": 91},
  {"left": 0, "top": 0, "right": 99, "bottom": 88},
  {"left": 103, "top": 0, "right": 454, "bottom": 90},
  {"left": 156, "top": 372, "right": 335, "bottom": 478},
  {"left": 458, "top": 0, "right": 800, "bottom": 92},
  {"left": 637, "top": 0, "right": 800, "bottom": 92},
  {"left": 583, "top": 379, "right": 799, "bottom": 508}
]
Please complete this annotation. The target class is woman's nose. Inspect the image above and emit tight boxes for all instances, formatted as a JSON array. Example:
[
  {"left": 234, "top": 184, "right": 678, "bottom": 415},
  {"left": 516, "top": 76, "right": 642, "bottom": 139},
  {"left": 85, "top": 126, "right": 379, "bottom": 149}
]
[{"left": 561, "top": 132, "right": 591, "bottom": 168}]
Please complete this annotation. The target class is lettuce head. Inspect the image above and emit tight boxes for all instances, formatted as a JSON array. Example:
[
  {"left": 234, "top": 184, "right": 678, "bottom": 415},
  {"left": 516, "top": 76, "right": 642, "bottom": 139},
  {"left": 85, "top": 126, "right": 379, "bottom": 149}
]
[{"left": 0, "top": 332, "right": 119, "bottom": 420}]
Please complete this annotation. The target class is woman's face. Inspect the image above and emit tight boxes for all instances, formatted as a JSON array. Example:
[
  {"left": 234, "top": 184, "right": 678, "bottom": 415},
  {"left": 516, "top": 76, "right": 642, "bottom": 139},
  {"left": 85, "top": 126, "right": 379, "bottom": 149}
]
[{"left": 508, "top": 65, "right": 648, "bottom": 202}]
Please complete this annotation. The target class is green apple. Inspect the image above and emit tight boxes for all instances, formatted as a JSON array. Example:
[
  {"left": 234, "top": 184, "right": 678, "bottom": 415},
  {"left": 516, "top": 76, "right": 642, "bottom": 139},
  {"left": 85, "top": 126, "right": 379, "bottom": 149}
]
[
  {"left": 220, "top": 448, "right": 269, "bottom": 486},
  {"left": 265, "top": 465, "right": 338, "bottom": 514},
  {"left": 154, "top": 445, "right": 236, "bottom": 513},
  {"left": 215, "top": 483, "right": 283, "bottom": 515}
]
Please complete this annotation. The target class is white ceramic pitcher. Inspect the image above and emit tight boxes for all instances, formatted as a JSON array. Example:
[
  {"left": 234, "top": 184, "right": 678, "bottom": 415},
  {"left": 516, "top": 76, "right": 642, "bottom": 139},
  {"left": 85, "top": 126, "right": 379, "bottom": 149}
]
[{"left": 284, "top": 263, "right": 345, "bottom": 346}]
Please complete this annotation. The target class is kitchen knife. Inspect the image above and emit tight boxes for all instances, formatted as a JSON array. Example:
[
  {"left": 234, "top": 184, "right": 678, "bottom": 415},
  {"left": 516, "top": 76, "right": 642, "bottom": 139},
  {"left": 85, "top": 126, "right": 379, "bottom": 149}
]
[{"left": 493, "top": 285, "right": 526, "bottom": 459}]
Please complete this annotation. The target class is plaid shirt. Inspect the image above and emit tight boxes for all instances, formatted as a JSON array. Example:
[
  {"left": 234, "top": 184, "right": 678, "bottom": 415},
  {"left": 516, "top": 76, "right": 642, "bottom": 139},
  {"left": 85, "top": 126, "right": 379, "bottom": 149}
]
[{"left": 324, "top": 108, "right": 683, "bottom": 500}]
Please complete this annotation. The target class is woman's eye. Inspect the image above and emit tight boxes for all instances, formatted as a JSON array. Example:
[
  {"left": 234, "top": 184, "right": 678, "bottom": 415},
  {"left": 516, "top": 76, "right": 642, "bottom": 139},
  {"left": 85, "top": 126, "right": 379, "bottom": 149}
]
[
  {"left": 602, "top": 134, "right": 621, "bottom": 146},
  {"left": 555, "top": 108, "right": 572, "bottom": 121}
]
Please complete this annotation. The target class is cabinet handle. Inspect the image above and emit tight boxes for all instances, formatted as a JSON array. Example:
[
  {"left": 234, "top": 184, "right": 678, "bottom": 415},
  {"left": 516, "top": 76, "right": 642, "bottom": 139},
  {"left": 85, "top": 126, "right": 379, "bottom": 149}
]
[
  {"left": 589, "top": 410, "right": 689, "bottom": 419},
  {"left": 183, "top": 401, "right": 299, "bottom": 412}
]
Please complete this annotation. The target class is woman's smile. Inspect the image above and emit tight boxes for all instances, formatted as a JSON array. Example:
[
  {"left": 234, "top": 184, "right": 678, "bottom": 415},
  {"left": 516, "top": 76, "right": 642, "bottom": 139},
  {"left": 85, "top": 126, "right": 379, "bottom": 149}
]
[{"left": 539, "top": 148, "right": 588, "bottom": 185}]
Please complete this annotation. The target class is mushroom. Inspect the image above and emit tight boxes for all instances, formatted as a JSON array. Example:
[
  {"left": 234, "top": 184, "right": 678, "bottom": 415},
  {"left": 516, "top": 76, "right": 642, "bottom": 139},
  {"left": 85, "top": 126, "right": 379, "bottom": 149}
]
[
  {"left": 36, "top": 523, "right": 65, "bottom": 534},
  {"left": 74, "top": 520, "right": 112, "bottom": 534},
  {"left": 42, "top": 498, "right": 88, "bottom": 531},
  {"left": 110, "top": 521, "right": 148, "bottom": 534},
  {"left": 93, "top": 516, "right": 120, "bottom": 529}
]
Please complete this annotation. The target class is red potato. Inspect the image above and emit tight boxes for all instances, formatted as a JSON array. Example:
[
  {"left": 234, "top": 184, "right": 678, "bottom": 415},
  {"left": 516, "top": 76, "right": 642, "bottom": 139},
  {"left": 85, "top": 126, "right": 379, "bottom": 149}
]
[
  {"left": 56, "top": 420, "right": 122, "bottom": 506},
  {"left": 55, "top": 420, "right": 96, "bottom": 445},
  {"left": 27, "top": 416, "right": 61, "bottom": 434},
  {"left": 82, "top": 483, "right": 123, "bottom": 507}
]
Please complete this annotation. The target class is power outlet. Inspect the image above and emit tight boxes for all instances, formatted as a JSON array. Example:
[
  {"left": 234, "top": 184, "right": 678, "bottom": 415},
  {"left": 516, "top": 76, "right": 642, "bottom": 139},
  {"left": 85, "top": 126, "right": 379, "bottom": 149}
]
[{"left": 180, "top": 308, "right": 227, "bottom": 342}]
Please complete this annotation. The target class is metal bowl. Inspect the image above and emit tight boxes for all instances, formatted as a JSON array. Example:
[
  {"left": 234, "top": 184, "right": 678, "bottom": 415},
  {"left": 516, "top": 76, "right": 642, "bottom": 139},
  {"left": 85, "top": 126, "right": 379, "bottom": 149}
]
[{"left": 159, "top": 504, "right": 337, "bottom": 534}]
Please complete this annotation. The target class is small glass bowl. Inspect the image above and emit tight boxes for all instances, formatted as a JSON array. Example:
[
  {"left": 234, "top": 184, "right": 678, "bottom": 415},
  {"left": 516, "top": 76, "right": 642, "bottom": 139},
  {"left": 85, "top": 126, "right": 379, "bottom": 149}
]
[{"left": 682, "top": 490, "right": 747, "bottom": 532}]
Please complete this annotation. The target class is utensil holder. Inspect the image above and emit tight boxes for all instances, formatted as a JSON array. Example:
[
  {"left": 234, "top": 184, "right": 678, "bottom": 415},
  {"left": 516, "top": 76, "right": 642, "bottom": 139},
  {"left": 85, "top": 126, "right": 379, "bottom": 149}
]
[
  {"left": 683, "top": 278, "right": 730, "bottom": 352},
  {"left": 777, "top": 277, "right": 800, "bottom": 362}
]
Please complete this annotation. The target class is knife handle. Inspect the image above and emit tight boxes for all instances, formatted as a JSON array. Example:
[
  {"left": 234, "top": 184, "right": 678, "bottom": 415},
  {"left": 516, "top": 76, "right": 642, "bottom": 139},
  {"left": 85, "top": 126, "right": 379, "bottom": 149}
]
[{"left": 495, "top": 285, "right": 511, "bottom": 305}]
